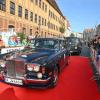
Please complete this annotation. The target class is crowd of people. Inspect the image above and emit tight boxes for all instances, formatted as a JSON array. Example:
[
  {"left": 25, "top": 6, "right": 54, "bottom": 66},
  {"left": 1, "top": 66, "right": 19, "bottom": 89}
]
[
  {"left": 89, "top": 35, "right": 100, "bottom": 74},
  {"left": 0, "top": 35, "right": 32, "bottom": 48}
]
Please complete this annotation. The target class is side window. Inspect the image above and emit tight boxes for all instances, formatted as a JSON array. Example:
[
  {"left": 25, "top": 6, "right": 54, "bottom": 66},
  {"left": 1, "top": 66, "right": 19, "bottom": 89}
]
[
  {"left": 55, "top": 44, "right": 59, "bottom": 50},
  {"left": 54, "top": 42, "right": 59, "bottom": 50},
  {"left": 60, "top": 41, "right": 64, "bottom": 50}
]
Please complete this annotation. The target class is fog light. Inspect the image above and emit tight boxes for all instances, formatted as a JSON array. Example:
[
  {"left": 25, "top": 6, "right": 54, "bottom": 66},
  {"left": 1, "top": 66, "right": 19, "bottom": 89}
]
[
  {"left": 75, "top": 47, "right": 77, "bottom": 49},
  {"left": 37, "top": 73, "right": 42, "bottom": 79}
]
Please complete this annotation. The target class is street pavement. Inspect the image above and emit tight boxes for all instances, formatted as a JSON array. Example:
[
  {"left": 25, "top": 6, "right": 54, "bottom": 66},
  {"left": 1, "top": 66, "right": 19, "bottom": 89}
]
[{"left": 80, "top": 44, "right": 91, "bottom": 58}]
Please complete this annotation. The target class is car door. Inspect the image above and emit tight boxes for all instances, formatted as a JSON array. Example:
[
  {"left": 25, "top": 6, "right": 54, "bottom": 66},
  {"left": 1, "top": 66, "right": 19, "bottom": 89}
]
[{"left": 58, "top": 40, "right": 66, "bottom": 70}]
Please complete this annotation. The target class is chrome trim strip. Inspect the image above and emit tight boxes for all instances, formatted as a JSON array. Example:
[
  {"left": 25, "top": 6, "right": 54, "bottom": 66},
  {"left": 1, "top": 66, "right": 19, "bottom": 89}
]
[{"left": 26, "top": 77, "right": 51, "bottom": 82}]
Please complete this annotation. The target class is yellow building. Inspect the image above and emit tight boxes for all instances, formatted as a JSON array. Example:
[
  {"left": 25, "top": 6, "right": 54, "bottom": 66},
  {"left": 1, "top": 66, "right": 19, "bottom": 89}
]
[{"left": 0, "top": 0, "right": 66, "bottom": 38}]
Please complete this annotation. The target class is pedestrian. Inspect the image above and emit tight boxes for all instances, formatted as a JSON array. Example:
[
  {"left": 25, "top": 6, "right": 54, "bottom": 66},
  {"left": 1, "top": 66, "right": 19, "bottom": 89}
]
[
  {"left": 96, "top": 37, "right": 100, "bottom": 74},
  {"left": 92, "top": 39, "right": 98, "bottom": 61},
  {"left": 0, "top": 35, "right": 5, "bottom": 48}
]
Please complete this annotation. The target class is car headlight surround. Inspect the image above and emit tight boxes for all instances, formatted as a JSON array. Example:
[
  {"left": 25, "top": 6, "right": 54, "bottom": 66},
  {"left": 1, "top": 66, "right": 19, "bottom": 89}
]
[
  {"left": 75, "top": 46, "right": 77, "bottom": 49},
  {"left": 27, "top": 65, "right": 33, "bottom": 71},
  {"left": 0, "top": 60, "right": 6, "bottom": 68},
  {"left": 27, "top": 67, "right": 33, "bottom": 71},
  {"left": 27, "top": 63, "right": 40, "bottom": 72},
  {"left": 33, "top": 65, "right": 40, "bottom": 72}
]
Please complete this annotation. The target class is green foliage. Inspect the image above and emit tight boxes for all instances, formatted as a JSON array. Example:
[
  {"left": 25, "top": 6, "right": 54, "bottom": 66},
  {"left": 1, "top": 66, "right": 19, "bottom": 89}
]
[
  {"left": 17, "top": 33, "right": 26, "bottom": 43},
  {"left": 60, "top": 26, "right": 65, "bottom": 33},
  {"left": 70, "top": 33, "right": 75, "bottom": 37}
]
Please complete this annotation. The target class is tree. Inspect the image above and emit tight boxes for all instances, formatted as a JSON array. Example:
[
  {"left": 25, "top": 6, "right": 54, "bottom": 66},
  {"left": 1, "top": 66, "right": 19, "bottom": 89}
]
[
  {"left": 70, "top": 33, "right": 75, "bottom": 37},
  {"left": 59, "top": 25, "right": 65, "bottom": 33},
  {"left": 17, "top": 33, "right": 26, "bottom": 43}
]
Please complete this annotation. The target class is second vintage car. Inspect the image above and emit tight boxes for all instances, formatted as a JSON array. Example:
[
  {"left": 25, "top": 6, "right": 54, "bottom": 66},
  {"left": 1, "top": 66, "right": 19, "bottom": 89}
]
[
  {"left": 65, "top": 37, "right": 82, "bottom": 55},
  {"left": 0, "top": 38, "right": 70, "bottom": 88}
]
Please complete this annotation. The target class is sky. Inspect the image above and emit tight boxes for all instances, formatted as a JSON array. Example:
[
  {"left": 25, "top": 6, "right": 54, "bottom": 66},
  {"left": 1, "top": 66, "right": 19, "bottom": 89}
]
[{"left": 56, "top": 0, "right": 100, "bottom": 33}]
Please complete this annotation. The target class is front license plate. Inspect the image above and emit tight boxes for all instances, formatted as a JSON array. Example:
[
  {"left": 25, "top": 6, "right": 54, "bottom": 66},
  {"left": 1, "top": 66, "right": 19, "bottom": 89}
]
[{"left": 5, "top": 78, "right": 23, "bottom": 85}]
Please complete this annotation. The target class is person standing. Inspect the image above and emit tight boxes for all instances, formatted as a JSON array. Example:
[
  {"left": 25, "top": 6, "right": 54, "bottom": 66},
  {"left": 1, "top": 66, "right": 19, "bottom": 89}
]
[
  {"left": 0, "top": 35, "right": 5, "bottom": 48},
  {"left": 96, "top": 37, "right": 100, "bottom": 74}
]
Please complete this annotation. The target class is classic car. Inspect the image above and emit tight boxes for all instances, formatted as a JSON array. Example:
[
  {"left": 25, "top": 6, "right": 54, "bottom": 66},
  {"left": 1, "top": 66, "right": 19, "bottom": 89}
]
[
  {"left": 0, "top": 38, "right": 70, "bottom": 88},
  {"left": 65, "top": 37, "right": 82, "bottom": 55}
]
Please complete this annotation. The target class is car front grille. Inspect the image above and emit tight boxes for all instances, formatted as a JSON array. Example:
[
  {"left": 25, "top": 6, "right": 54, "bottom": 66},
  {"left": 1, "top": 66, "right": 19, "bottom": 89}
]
[{"left": 6, "top": 59, "right": 25, "bottom": 78}]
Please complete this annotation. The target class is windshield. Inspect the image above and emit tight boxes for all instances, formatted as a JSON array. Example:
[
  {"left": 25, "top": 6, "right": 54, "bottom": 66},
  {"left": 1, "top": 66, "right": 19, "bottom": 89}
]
[
  {"left": 66, "top": 38, "right": 79, "bottom": 44},
  {"left": 30, "top": 39, "right": 59, "bottom": 49}
]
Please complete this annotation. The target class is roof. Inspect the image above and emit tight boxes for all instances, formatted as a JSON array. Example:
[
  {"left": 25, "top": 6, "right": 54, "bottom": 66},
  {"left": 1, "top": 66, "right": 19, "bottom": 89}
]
[
  {"left": 47, "top": 0, "right": 65, "bottom": 19},
  {"left": 32, "top": 38, "right": 65, "bottom": 41}
]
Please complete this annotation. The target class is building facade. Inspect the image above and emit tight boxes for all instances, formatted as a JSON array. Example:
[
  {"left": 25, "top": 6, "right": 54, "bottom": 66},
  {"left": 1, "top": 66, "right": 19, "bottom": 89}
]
[
  {"left": 83, "top": 28, "right": 96, "bottom": 42},
  {"left": 64, "top": 18, "right": 71, "bottom": 37},
  {"left": 0, "top": 0, "right": 66, "bottom": 38},
  {"left": 96, "top": 24, "right": 100, "bottom": 35}
]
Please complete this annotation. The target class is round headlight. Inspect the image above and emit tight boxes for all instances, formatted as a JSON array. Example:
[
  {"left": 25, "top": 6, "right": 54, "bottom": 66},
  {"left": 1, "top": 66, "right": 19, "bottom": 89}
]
[
  {"left": 75, "top": 46, "right": 77, "bottom": 49},
  {"left": 1, "top": 63, "right": 5, "bottom": 68},
  {"left": 33, "top": 65, "right": 40, "bottom": 72},
  {"left": 27, "top": 66, "right": 33, "bottom": 71}
]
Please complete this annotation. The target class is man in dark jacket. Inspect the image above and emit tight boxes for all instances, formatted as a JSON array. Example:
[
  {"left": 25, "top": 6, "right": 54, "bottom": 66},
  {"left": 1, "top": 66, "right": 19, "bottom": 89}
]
[{"left": 95, "top": 37, "right": 100, "bottom": 75}]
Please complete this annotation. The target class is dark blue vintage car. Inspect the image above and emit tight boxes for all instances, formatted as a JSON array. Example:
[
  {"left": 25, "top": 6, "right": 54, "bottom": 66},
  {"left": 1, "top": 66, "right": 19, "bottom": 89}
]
[{"left": 0, "top": 38, "right": 70, "bottom": 88}]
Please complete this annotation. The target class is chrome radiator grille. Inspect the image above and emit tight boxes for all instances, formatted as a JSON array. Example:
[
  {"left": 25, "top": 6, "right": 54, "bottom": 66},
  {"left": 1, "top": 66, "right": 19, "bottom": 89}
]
[
  {"left": 6, "top": 60, "right": 16, "bottom": 77},
  {"left": 6, "top": 60, "right": 25, "bottom": 78}
]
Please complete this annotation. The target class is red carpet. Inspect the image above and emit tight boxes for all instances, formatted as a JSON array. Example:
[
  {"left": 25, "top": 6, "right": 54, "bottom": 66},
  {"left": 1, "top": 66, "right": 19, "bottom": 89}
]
[{"left": 0, "top": 56, "right": 100, "bottom": 100}]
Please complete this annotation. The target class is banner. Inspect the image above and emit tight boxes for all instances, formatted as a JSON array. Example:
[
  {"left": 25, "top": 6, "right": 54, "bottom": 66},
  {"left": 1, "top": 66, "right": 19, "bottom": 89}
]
[{"left": 0, "top": 31, "right": 21, "bottom": 47}]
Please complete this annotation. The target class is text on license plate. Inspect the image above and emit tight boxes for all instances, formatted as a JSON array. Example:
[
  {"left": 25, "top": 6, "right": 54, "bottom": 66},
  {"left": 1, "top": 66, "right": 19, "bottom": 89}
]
[{"left": 5, "top": 78, "right": 23, "bottom": 85}]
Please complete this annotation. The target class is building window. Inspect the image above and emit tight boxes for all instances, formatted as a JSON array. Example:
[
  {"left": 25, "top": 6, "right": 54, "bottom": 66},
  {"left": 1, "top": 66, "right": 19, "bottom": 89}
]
[
  {"left": 30, "top": 29, "right": 32, "bottom": 35},
  {"left": 31, "top": 0, "right": 33, "bottom": 2},
  {"left": 42, "top": 18, "right": 44, "bottom": 25},
  {"left": 23, "top": 27, "right": 26, "bottom": 34},
  {"left": 30, "top": 12, "right": 33, "bottom": 21},
  {"left": 39, "top": 0, "right": 41, "bottom": 8},
  {"left": 51, "top": 12, "right": 52, "bottom": 18},
  {"left": 35, "top": 14, "right": 37, "bottom": 23},
  {"left": 25, "top": 9, "right": 28, "bottom": 19},
  {"left": 0, "top": 0, "right": 6, "bottom": 11},
  {"left": 35, "top": 0, "right": 38, "bottom": 5},
  {"left": 45, "top": 19, "right": 46, "bottom": 26},
  {"left": 48, "top": 22, "right": 50, "bottom": 28},
  {"left": 10, "top": 1, "right": 15, "bottom": 15},
  {"left": 49, "top": 10, "right": 50, "bottom": 17},
  {"left": 42, "top": 2, "right": 44, "bottom": 10},
  {"left": 38, "top": 16, "right": 41, "bottom": 25},
  {"left": 54, "top": 25, "right": 55, "bottom": 30},
  {"left": 53, "top": 13, "right": 55, "bottom": 19},
  {"left": 45, "top": 4, "right": 47, "bottom": 12},
  {"left": 18, "top": 6, "right": 22, "bottom": 17},
  {"left": 45, "top": 32, "right": 46, "bottom": 38}
]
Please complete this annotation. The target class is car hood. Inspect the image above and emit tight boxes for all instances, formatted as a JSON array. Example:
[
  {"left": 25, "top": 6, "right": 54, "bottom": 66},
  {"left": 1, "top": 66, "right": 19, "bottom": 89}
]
[{"left": 5, "top": 48, "right": 55, "bottom": 64}]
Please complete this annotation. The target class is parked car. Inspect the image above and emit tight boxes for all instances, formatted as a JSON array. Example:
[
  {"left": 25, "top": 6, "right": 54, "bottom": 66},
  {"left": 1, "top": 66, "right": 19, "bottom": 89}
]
[
  {"left": 0, "top": 38, "right": 70, "bottom": 88},
  {"left": 65, "top": 37, "right": 82, "bottom": 55}
]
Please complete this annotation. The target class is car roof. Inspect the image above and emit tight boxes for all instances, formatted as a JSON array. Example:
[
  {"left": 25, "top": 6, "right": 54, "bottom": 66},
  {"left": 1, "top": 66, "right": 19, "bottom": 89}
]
[
  {"left": 32, "top": 38, "right": 65, "bottom": 41},
  {"left": 65, "top": 37, "right": 79, "bottom": 39}
]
